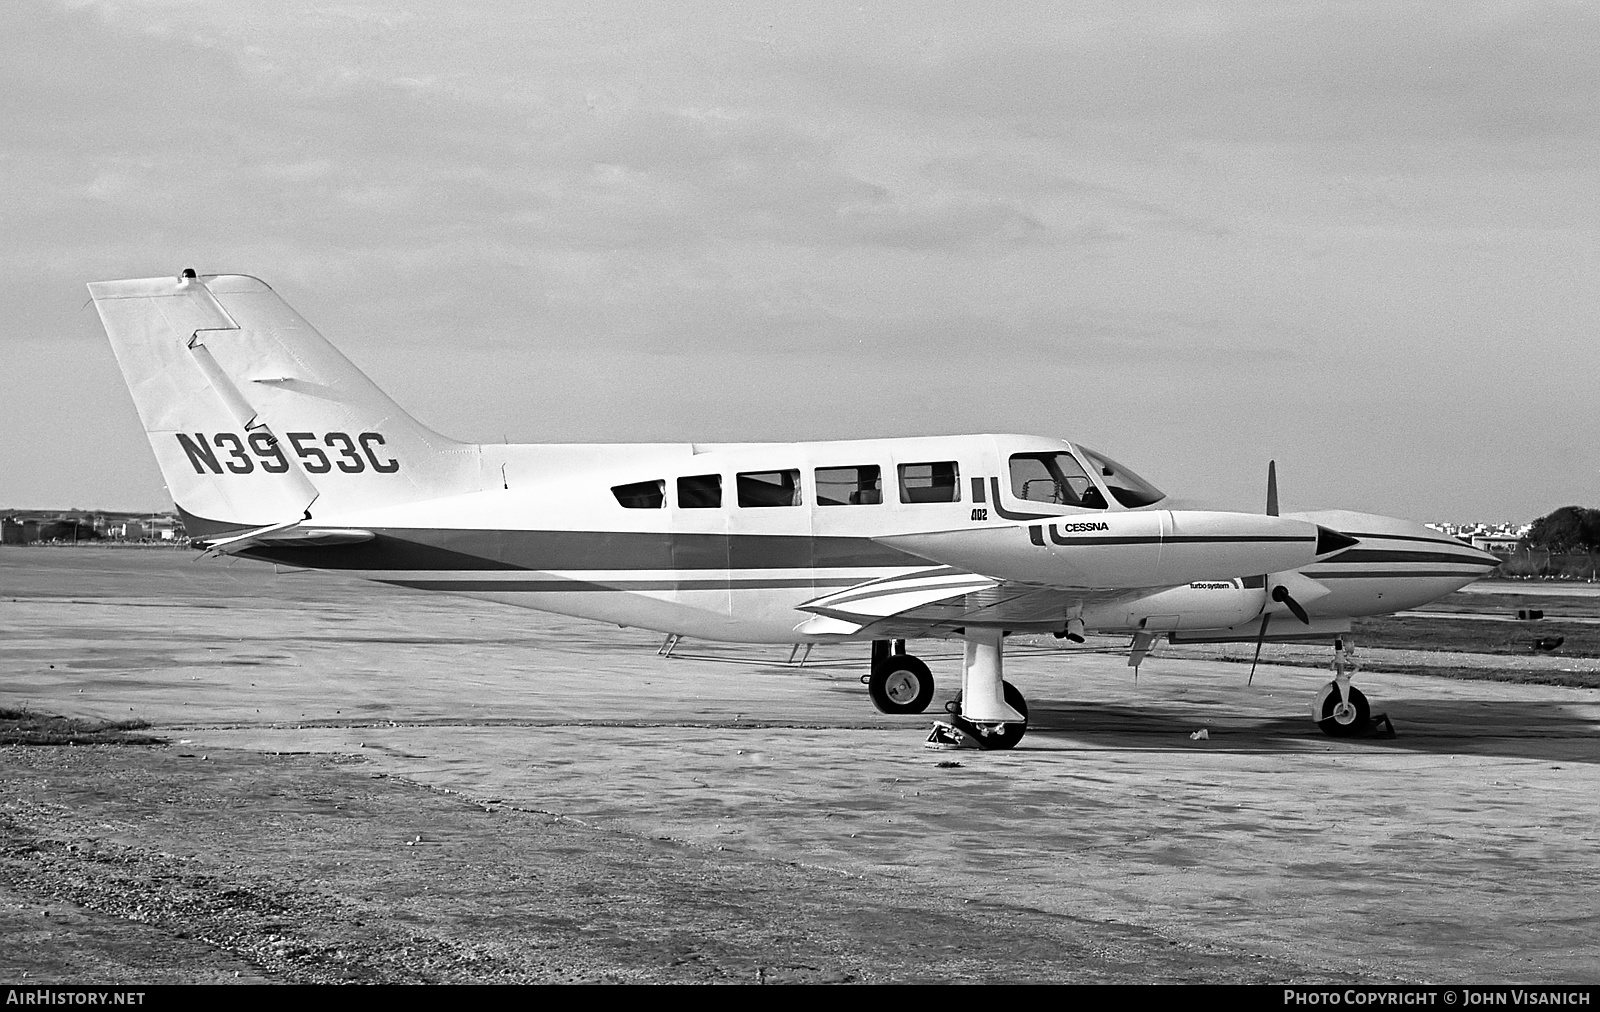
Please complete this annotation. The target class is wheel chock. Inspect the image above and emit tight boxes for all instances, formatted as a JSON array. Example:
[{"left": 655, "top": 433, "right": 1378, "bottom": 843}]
[
  {"left": 925, "top": 721, "right": 982, "bottom": 750},
  {"left": 1363, "top": 712, "right": 1396, "bottom": 738}
]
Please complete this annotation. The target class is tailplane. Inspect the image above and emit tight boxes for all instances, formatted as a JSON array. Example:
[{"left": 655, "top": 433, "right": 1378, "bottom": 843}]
[{"left": 89, "top": 271, "right": 480, "bottom": 534}]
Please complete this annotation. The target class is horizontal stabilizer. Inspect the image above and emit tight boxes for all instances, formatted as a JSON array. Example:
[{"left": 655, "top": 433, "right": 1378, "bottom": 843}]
[{"left": 199, "top": 522, "right": 374, "bottom": 556}]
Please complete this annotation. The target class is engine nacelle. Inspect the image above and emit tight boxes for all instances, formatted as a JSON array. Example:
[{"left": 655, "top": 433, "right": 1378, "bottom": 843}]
[
  {"left": 876, "top": 511, "right": 1356, "bottom": 590},
  {"left": 1084, "top": 579, "right": 1267, "bottom": 632}
]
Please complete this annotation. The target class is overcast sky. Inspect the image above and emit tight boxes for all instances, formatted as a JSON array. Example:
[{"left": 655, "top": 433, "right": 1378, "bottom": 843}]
[{"left": 2, "top": 0, "right": 1596, "bottom": 520}]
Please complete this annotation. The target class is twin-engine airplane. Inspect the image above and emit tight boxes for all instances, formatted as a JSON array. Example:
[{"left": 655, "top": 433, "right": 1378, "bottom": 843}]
[{"left": 89, "top": 272, "right": 1500, "bottom": 749}]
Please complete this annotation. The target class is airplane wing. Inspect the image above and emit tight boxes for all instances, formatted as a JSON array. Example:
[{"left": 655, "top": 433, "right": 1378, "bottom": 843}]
[
  {"left": 795, "top": 566, "right": 1137, "bottom": 638},
  {"left": 794, "top": 513, "right": 1360, "bottom": 637}
]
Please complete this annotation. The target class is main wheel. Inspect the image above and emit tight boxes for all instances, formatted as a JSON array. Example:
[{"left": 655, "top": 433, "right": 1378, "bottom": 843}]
[
  {"left": 1314, "top": 683, "right": 1370, "bottom": 737},
  {"left": 948, "top": 681, "right": 1029, "bottom": 750},
  {"left": 867, "top": 656, "right": 935, "bottom": 714}
]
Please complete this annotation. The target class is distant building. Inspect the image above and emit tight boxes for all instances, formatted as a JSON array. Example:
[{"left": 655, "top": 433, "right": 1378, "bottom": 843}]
[
  {"left": 1470, "top": 534, "right": 1523, "bottom": 555},
  {"left": 1427, "top": 521, "right": 1530, "bottom": 547},
  {"left": 2, "top": 509, "right": 186, "bottom": 544}
]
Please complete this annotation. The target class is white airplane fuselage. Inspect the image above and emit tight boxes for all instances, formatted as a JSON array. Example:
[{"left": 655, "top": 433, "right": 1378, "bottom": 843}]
[
  {"left": 172, "top": 432, "right": 1403, "bottom": 643},
  {"left": 191, "top": 432, "right": 1496, "bottom": 646}
]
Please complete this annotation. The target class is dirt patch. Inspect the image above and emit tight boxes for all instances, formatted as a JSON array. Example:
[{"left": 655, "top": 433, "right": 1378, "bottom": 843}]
[
  {"left": 0, "top": 708, "right": 164, "bottom": 746},
  {"left": 0, "top": 743, "right": 1324, "bottom": 984}
]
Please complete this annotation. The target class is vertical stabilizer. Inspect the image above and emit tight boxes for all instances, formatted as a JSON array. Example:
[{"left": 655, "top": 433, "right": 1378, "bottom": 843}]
[{"left": 89, "top": 273, "right": 481, "bottom": 531}]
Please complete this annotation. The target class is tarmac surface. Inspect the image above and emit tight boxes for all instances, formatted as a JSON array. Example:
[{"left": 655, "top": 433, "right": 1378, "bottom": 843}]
[{"left": 3, "top": 547, "right": 1599, "bottom": 982}]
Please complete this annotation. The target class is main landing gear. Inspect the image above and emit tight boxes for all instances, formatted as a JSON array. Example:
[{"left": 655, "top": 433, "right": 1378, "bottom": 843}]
[
  {"left": 865, "top": 635, "right": 1030, "bottom": 750},
  {"left": 865, "top": 640, "right": 935, "bottom": 714},
  {"left": 936, "top": 680, "right": 1029, "bottom": 751},
  {"left": 931, "top": 629, "right": 1030, "bottom": 751}
]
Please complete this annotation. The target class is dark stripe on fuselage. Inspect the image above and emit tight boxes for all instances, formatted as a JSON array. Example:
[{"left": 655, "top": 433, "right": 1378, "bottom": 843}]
[
  {"left": 1321, "top": 548, "right": 1502, "bottom": 568},
  {"left": 1339, "top": 531, "right": 1483, "bottom": 548},
  {"left": 379, "top": 576, "right": 868, "bottom": 593},
  {"left": 1043, "top": 534, "right": 1314, "bottom": 547},
  {"left": 1309, "top": 569, "right": 1489, "bottom": 580},
  {"left": 236, "top": 528, "right": 922, "bottom": 573}
]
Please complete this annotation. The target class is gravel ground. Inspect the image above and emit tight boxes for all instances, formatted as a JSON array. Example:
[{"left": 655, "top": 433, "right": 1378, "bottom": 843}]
[{"left": 0, "top": 743, "right": 1320, "bottom": 984}]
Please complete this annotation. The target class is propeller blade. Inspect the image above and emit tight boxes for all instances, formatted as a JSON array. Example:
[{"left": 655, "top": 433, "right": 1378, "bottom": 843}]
[
  {"left": 1248, "top": 613, "right": 1270, "bottom": 685},
  {"left": 1272, "top": 584, "right": 1310, "bottom": 624},
  {"left": 1266, "top": 460, "right": 1278, "bottom": 517}
]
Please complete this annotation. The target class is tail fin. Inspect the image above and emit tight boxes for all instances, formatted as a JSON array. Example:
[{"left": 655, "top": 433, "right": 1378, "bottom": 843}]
[{"left": 89, "top": 272, "right": 480, "bottom": 533}]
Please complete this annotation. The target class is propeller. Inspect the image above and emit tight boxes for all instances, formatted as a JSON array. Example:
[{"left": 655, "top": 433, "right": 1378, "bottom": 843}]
[
  {"left": 1272, "top": 583, "right": 1310, "bottom": 624},
  {"left": 1248, "top": 460, "right": 1308, "bottom": 685},
  {"left": 1248, "top": 613, "right": 1270, "bottom": 686}
]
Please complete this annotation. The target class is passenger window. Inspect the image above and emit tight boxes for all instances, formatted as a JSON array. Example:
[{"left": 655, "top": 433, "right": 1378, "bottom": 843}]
[
  {"left": 677, "top": 474, "right": 722, "bottom": 509},
  {"left": 816, "top": 465, "right": 882, "bottom": 506},
  {"left": 612, "top": 479, "right": 665, "bottom": 509},
  {"left": 1009, "top": 452, "right": 1108, "bottom": 510},
  {"left": 737, "top": 469, "right": 801, "bottom": 507},
  {"left": 898, "top": 462, "right": 961, "bottom": 504}
]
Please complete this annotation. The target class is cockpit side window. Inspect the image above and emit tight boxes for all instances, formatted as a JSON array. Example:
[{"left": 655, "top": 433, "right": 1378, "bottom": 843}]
[
  {"left": 1009, "top": 452, "right": 1108, "bottom": 510},
  {"left": 1075, "top": 447, "right": 1166, "bottom": 508},
  {"left": 612, "top": 479, "right": 665, "bottom": 509}
]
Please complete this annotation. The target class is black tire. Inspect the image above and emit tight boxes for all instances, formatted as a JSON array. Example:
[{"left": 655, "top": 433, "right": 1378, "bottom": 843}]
[
  {"left": 867, "top": 656, "right": 935, "bottom": 714},
  {"left": 1316, "top": 683, "right": 1370, "bottom": 737},
  {"left": 951, "top": 681, "right": 1029, "bottom": 750}
]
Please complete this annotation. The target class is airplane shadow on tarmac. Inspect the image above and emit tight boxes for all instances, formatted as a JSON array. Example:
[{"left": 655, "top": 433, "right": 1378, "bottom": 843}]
[{"left": 1021, "top": 697, "right": 1600, "bottom": 764}]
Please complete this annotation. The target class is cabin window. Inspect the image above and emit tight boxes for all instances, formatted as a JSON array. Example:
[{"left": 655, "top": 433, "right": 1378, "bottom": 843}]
[
  {"left": 816, "top": 465, "right": 882, "bottom": 506},
  {"left": 898, "top": 461, "right": 961, "bottom": 504},
  {"left": 1076, "top": 446, "right": 1166, "bottom": 508},
  {"left": 612, "top": 479, "right": 665, "bottom": 509},
  {"left": 1009, "top": 452, "right": 1107, "bottom": 510},
  {"left": 737, "top": 469, "right": 801, "bottom": 507},
  {"left": 677, "top": 474, "right": 722, "bottom": 508}
]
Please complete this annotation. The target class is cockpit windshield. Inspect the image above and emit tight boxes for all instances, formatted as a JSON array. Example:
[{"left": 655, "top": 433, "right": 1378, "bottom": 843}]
[
  {"left": 1008, "top": 452, "right": 1108, "bottom": 510},
  {"left": 1075, "top": 446, "right": 1166, "bottom": 508}
]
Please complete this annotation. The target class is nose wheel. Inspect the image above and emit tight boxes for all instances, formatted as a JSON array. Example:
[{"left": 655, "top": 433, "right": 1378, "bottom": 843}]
[{"left": 1313, "top": 682, "right": 1370, "bottom": 737}]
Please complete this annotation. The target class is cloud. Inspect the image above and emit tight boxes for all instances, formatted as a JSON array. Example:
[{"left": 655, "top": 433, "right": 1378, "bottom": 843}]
[{"left": 3, "top": 1, "right": 1597, "bottom": 516}]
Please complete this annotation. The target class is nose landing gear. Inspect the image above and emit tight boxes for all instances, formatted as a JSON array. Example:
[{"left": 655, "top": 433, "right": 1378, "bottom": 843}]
[
  {"left": 1312, "top": 636, "right": 1392, "bottom": 737},
  {"left": 1314, "top": 681, "right": 1370, "bottom": 736}
]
